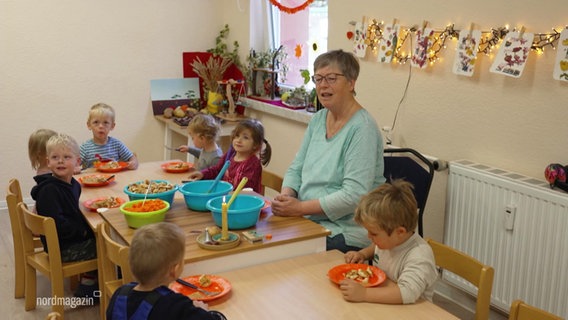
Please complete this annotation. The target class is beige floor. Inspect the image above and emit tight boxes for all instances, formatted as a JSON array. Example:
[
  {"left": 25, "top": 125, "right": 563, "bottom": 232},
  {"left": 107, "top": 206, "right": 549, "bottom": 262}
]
[{"left": 1, "top": 205, "right": 508, "bottom": 320}]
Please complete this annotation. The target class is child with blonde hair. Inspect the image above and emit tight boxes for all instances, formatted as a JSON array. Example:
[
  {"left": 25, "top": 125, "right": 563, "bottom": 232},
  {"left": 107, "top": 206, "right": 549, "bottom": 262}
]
[
  {"left": 107, "top": 222, "right": 226, "bottom": 320},
  {"left": 177, "top": 114, "right": 223, "bottom": 170},
  {"left": 31, "top": 133, "right": 98, "bottom": 297},
  {"left": 80, "top": 102, "right": 138, "bottom": 169},
  {"left": 187, "top": 119, "right": 271, "bottom": 193},
  {"left": 342, "top": 179, "right": 438, "bottom": 304},
  {"left": 28, "top": 128, "right": 57, "bottom": 175}
]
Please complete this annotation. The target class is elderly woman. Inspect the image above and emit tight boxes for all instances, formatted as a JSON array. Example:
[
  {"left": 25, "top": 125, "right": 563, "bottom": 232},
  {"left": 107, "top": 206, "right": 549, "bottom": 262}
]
[{"left": 272, "top": 49, "right": 385, "bottom": 253}]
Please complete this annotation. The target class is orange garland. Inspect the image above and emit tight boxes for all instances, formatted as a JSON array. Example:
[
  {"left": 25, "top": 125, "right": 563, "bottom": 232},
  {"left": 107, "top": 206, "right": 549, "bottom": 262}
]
[{"left": 268, "top": 0, "right": 314, "bottom": 14}]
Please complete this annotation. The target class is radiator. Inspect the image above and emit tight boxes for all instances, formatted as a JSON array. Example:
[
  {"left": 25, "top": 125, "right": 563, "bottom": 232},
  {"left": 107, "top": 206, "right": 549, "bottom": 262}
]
[{"left": 445, "top": 160, "right": 568, "bottom": 318}]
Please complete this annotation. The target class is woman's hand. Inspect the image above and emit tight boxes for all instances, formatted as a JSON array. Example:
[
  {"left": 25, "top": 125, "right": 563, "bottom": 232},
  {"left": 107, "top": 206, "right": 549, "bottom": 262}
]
[
  {"left": 187, "top": 171, "right": 203, "bottom": 181},
  {"left": 271, "top": 194, "right": 302, "bottom": 217},
  {"left": 339, "top": 279, "right": 367, "bottom": 302},
  {"left": 344, "top": 251, "right": 367, "bottom": 264}
]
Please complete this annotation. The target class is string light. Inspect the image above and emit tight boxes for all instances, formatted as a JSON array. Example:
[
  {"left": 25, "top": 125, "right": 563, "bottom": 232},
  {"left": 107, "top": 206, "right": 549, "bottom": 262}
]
[{"left": 363, "top": 21, "right": 563, "bottom": 65}]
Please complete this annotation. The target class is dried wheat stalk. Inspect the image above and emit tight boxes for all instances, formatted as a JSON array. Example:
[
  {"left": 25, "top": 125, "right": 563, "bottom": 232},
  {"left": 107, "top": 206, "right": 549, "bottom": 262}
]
[{"left": 191, "top": 56, "right": 232, "bottom": 93}]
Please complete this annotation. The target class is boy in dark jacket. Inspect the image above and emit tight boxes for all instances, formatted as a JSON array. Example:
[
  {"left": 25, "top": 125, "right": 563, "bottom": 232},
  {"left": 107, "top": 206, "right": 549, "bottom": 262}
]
[{"left": 31, "top": 133, "right": 98, "bottom": 297}]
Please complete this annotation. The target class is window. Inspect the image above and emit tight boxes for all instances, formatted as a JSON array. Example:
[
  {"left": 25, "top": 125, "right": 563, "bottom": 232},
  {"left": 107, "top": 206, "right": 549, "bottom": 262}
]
[{"left": 270, "top": 1, "right": 328, "bottom": 88}]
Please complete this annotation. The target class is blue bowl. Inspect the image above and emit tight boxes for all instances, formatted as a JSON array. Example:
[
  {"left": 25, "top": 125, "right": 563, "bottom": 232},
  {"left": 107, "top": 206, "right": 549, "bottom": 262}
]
[
  {"left": 123, "top": 180, "right": 178, "bottom": 206},
  {"left": 206, "top": 194, "right": 265, "bottom": 229},
  {"left": 179, "top": 180, "right": 233, "bottom": 211}
]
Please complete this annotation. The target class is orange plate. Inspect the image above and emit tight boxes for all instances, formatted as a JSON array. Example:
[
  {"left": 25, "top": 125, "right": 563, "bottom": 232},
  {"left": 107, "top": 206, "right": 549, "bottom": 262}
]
[
  {"left": 169, "top": 275, "right": 231, "bottom": 302},
  {"left": 78, "top": 174, "right": 115, "bottom": 187},
  {"left": 95, "top": 161, "right": 128, "bottom": 173},
  {"left": 83, "top": 196, "right": 125, "bottom": 212},
  {"left": 327, "top": 263, "right": 386, "bottom": 287},
  {"left": 160, "top": 161, "right": 193, "bottom": 173}
]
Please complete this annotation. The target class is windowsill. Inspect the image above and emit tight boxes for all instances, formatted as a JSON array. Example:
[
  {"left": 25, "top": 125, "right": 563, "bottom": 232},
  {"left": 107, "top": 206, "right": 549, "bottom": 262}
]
[{"left": 241, "top": 97, "right": 313, "bottom": 124}]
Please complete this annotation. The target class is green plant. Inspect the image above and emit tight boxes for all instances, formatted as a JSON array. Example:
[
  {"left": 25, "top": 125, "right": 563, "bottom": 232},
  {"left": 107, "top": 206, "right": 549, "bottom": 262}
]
[{"left": 207, "top": 24, "right": 243, "bottom": 72}]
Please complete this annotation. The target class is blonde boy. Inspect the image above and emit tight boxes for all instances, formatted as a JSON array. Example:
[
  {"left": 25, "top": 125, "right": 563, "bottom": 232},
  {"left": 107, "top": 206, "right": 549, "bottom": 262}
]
[
  {"left": 80, "top": 102, "right": 138, "bottom": 169},
  {"left": 342, "top": 179, "right": 438, "bottom": 304},
  {"left": 177, "top": 114, "right": 223, "bottom": 170},
  {"left": 106, "top": 222, "right": 226, "bottom": 320},
  {"left": 31, "top": 133, "right": 98, "bottom": 297}
]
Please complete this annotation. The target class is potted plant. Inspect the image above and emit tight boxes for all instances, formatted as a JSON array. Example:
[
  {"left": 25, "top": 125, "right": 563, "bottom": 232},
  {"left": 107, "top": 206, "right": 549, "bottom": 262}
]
[{"left": 247, "top": 46, "right": 288, "bottom": 99}]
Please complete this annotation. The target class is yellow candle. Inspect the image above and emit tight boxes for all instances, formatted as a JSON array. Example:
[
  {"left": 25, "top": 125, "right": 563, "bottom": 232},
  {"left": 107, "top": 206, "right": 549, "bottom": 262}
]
[{"left": 221, "top": 202, "right": 228, "bottom": 240}]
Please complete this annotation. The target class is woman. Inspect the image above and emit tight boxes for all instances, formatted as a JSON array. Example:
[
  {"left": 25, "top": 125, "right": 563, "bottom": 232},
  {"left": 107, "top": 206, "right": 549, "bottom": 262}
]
[{"left": 272, "top": 49, "right": 385, "bottom": 253}]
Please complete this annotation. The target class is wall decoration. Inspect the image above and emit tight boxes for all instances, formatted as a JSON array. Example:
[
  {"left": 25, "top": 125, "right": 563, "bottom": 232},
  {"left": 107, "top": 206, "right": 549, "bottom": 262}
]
[
  {"left": 453, "top": 29, "right": 481, "bottom": 76},
  {"left": 268, "top": 0, "right": 314, "bottom": 14},
  {"left": 553, "top": 28, "right": 568, "bottom": 82},
  {"left": 352, "top": 19, "right": 368, "bottom": 58},
  {"left": 411, "top": 27, "right": 434, "bottom": 69},
  {"left": 347, "top": 17, "right": 565, "bottom": 80},
  {"left": 490, "top": 30, "right": 534, "bottom": 78},
  {"left": 377, "top": 23, "right": 400, "bottom": 63}
]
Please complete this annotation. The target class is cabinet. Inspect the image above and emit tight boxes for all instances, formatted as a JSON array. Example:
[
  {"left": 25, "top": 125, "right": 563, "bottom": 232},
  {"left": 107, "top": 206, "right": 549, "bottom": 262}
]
[{"left": 154, "top": 116, "right": 236, "bottom": 161}]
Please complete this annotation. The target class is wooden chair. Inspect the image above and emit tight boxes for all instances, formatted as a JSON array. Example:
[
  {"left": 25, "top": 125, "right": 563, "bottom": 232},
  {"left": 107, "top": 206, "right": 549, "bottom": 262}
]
[
  {"left": 383, "top": 148, "right": 435, "bottom": 236},
  {"left": 426, "top": 238, "right": 494, "bottom": 320},
  {"left": 17, "top": 202, "right": 98, "bottom": 317},
  {"left": 261, "top": 169, "right": 283, "bottom": 195},
  {"left": 6, "top": 178, "right": 43, "bottom": 298},
  {"left": 96, "top": 222, "right": 133, "bottom": 320},
  {"left": 45, "top": 312, "right": 62, "bottom": 320},
  {"left": 508, "top": 300, "right": 562, "bottom": 320}
]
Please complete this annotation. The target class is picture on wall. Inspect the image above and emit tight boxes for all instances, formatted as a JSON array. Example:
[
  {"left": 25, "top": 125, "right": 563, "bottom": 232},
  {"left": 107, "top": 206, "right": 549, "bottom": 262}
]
[{"left": 490, "top": 31, "right": 534, "bottom": 78}]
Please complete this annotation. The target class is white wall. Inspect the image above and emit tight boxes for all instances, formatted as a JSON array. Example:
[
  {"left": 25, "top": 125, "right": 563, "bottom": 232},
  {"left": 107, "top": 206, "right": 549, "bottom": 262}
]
[
  {"left": 328, "top": 0, "right": 567, "bottom": 239},
  {"left": 3, "top": 0, "right": 566, "bottom": 242},
  {"left": 0, "top": 0, "right": 232, "bottom": 199}
]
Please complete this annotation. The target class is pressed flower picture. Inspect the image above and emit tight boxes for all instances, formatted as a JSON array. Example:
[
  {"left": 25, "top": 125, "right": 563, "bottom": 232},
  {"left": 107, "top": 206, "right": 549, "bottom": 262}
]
[
  {"left": 377, "top": 24, "right": 400, "bottom": 63},
  {"left": 553, "top": 28, "right": 568, "bottom": 82},
  {"left": 411, "top": 28, "right": 434, "bottom": 69},
  {"left": 490, "top": 31, "right": 534, "bottom": 78},
  {"left": 352, "top": 21, "right": 367, "bottom": 58},
  {"left": 453, "top": 29, "right": 481, "bottom": 76}
]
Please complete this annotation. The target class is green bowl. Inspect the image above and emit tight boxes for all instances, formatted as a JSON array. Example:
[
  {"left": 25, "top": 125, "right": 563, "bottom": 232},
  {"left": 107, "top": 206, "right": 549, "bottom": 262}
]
[{"left": 119, "top": 199, "right": 170, "bottom": 228}]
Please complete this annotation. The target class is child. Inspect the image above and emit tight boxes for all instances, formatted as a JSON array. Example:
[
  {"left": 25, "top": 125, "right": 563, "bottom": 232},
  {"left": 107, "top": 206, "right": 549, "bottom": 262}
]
[
  {"left": 177, "top": 114, "right": 223, "bottom": 171},
  {"left": 341, "top": 179, "right": 438, "bottom": 304},
  {"left": 80, "top": 102, "right": 139, "bottom": 169},
  {"left": 187, "top": 119, "right": 271, "bottom": 193},
  {"left": 30, "top": 133, "right": 98, "bottom": 297},
  {"left": 28, "top": 128, "right": 58, "bottom": 175},
  {"left": 106, "top": 222, "right": 226, "bottom": 320}
]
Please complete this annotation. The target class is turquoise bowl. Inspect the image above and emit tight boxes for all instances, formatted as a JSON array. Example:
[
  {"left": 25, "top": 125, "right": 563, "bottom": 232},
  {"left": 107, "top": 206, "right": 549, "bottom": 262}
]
[
  {"left": 179, "top": 180, "right": 233, "bottom": 211},
  {"left": 206, "top": 194, "right": 265, "bottom": 229}
]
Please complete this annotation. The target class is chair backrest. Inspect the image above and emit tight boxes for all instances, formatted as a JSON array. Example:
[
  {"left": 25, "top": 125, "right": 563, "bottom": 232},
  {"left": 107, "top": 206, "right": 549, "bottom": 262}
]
[
  {"left": 18, "top": 202, "right": 64, "bottom": 273},
  {"left": 427, "top": 238, "right": 494, "bottom": 320},
  {"left": 261, "top": 169, "right": 283, "bottom": 195},
  {"left": 97, "top": 222, "right": 132, "bottom": 319},
  {"left": 6, "top": 178, "right": 24, "bottom": 251},
  {"left": 508, "top": 300, "right": 562, "bottom": 320},
  {"left": 383, "top": 148, "right": 434, "bottom": 236}
]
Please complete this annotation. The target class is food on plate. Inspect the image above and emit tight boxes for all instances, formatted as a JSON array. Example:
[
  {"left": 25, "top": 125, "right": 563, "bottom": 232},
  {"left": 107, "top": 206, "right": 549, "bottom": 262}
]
[
  {"left": 206, "top": 226, "right": 221, "bottom": 236},
  {"left": 199, "top": 274, "right": 212, "bottom": 287},
  {"left": 122, "top": 199, "right": 167, "bottom": 213},
  {"left": 81, "top": 175, "right": 111, "bottom": 184},
  {"left": 127, "top": 180, "right": 174, "bottom": 194},
  {"left": 98, "top": 161, "right": 121, "bottom": 170},
  {"left": 344, "top": 267, "right": 374, "bottom": 284},
  {"left": 167, "top": 162, "right": 190, "bottom": 170},
  {"left": 92, "top": 196, "right": 121, "bottom": 209}
]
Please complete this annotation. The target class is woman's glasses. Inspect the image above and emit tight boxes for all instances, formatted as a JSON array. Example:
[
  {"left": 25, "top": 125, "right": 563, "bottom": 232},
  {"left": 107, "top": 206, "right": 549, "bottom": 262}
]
[{"left": 311, "top": 73, "right": 345, "bottom": 85}]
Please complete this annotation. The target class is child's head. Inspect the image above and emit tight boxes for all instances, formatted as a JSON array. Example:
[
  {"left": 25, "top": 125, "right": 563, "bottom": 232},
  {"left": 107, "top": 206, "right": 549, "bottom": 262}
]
[
  {"left": 355, "top": 179, "right": 418, "bottom": 238},
  {"left": 45, "top": 133, "right": 81, "bottom": 178},
  {"left": 87, "top": 103, "right": 116, "bottom": 141},
  {"left": 187, "top": 114, "right": 220, "bottom": 148},
  {"left": 129, "top": 222, "right": 186, "bottom": 286},
  {"left": 28, "top": 129, "right": 57, "bottom": 170},
  {"left": 231, "top": 119, "right": 272, "bottom": 166}
]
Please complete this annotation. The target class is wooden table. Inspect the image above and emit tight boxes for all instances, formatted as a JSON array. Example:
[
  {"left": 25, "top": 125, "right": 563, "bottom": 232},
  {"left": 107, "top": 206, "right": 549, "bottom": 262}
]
[
  {"left": 208, "top": 250, "right": 459, "bottom": 320},
  {"left": 77, "top": 161, "right": 330, "bottom": 274}
]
